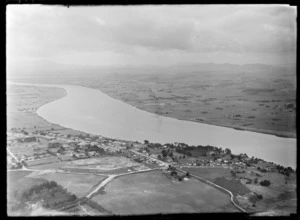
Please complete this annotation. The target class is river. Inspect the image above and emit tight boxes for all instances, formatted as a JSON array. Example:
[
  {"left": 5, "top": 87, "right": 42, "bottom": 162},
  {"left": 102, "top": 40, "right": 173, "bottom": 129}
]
[{"left": 9, "top": 82, "right": 297, "bottom": 168}]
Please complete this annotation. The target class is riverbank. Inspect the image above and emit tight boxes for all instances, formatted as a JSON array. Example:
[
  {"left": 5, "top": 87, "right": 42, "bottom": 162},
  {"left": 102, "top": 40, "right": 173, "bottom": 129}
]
[
  {"left": 7, "top": 82, "right": 297, "bottom": 168},
  {"left": 7, "top": 83, "right": 296, "bottom": 216},
  {"left": 7, "top": 74, "right": 296, "bottom": 139}
]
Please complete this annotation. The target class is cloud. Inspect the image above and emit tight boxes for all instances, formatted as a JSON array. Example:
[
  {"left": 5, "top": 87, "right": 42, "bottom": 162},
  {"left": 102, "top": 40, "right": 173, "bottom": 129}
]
[
  {"left": 6, "top": 5, "right": 296, "bottom": 66},
  {"left": 95, "top": 17, "right": 106, "bottom": 25}
]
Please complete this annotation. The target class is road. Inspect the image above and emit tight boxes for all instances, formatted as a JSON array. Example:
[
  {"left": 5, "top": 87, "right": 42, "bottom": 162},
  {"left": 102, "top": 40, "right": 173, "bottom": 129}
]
[
  {"left": 130, "top": 150, "right": 247, "bottom": 213},
  {"left": 7, "top": 134, "right": 247, "bottom": 213},
  {"left": 7, "top": 147, "right": 29, "bottom": 170},
  {"left": 130, "top": 150, "right": 169, "bottom": 166},
  {"left": 86, "top": 168, "right": 161, "bottom": 199},
  {"left": 79, "top": 205, "right": 91, "bottom": 216},
  {"left": 176, "top": 168, "right": 247, "bottom": 213}
]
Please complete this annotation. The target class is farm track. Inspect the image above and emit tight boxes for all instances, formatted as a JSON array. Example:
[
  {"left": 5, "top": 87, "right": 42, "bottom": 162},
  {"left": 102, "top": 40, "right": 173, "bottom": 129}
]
[
  {"left": 86, "top": 168, "right": 162, "bottom": 199},
  {"left": 176, "top": 168, "right": 248, "bottom": 213},
  {"left": 8, "top": 132, "right": 248, "bottom": 215}
]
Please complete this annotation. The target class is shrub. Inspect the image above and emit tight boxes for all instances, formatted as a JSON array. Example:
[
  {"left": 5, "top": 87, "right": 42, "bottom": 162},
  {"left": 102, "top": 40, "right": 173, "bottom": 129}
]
[
  {"left": 254, "top": 178, "right": 258, "bottom": 184},
  {"left": 260, "top": 180, "right": 271, "bottom": 186}
]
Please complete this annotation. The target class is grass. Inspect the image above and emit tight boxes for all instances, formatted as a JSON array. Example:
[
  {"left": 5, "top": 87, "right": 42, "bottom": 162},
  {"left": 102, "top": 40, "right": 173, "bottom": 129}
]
[
  {"left": 28, "top": 172, "right": 107, "bottom": 197},
  {"left": 214, "top": 177, "right": 251, "bottom": 196},
  {"left": 182, "top": 167, "right": 232, "bottom": 181},
  {"left": 66, "top": 156, "right": 141, "bottom": 170},
  {"left": 62, "top": 167, "right": 136, "bottom": 175},
  {"left": 28, "top": 161, "right": 69, "bottom": 170},
  {"left": 7, "top": 170, "right": 47, "bottom": 202},
  {"left": 26, "top": 157, "right": 61, "bottom": 166},
  {"left": 92, "top": 170, "right": 238, "bottom": 215}
]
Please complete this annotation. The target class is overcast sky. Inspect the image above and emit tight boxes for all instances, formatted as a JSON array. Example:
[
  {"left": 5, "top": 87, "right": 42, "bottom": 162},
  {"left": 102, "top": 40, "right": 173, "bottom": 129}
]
[{"left": 7, "top": 5, "right": 296, "bottom": 67}]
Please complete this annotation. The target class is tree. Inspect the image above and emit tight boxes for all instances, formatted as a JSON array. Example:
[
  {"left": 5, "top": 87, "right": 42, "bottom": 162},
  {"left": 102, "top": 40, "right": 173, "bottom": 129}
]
[
  {"left": 168, "top": 151, "right": 173, "bottom": 157},
  {"left": 224, "top": 148, "right": 231, "bottom": 154},
  {"left": 260, "top": 180, "right": 271, "bottom": 186},
  {"left": 254, "top": 178, "right": 258, "bottom": 184},
  {"left": 230, "top": 170, "right": 236, "bottom": 177},
  {"left": 144, "top": 140, "right": 149, "bottom": 144},
  {"left": 186, "top": 152, "right": 192, "bottom": 157},
  {"left": 170, "top": 171, "right": 177, "bottom": 176},
  {"left": 161, "top": 149, "right": 168, "bottom": 158}
]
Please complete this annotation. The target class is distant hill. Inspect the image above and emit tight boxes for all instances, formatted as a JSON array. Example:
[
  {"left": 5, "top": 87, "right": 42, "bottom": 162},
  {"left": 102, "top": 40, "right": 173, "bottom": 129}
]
[{"left": 6, "top": 60, "right": 295, "bottom": 79}]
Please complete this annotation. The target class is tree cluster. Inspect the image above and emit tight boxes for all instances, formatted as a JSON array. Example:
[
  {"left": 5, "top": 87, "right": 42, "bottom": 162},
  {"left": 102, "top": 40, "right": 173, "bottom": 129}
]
[
  {"left": 260, "top": 180, "right": 271, "bottom": 186},
  {"left": 48, "top": 142, "right": 63, "bottom": 149},
  {"left": 20, "top": 180, "right": 78, "bottom": 210}
]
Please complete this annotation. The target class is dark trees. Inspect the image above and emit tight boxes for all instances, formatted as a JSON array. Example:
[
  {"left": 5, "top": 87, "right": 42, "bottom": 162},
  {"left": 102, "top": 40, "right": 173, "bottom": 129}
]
[
  {"left": 162, "top": 149, "right": 168, "bottom": 158},
  {"left": 260, "top": 180, "right": 271, "bottom": 186}
]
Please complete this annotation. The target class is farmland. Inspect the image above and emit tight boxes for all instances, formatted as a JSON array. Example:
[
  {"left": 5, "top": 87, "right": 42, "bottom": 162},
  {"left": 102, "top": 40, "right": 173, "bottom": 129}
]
[
  {"left": 182, "top": 167, "right": 232, "bottom": 181},
  {"left": 65, "top": 156, "right": 142, "bottom": 170},
  {"left": 27, "top": 161, "right": 69, "bottom": 170},
  {"left": 9, "top": 64, "right": 296, "bottom": 138},
  {"left": 6, "top": 82, "right": 296, "bottom": 216},
  {"left": 92, "top": 170, "right": 239, "bottom": 215},
  {"left": 27, "top": 172, "right": 107, "bottom": 197}
]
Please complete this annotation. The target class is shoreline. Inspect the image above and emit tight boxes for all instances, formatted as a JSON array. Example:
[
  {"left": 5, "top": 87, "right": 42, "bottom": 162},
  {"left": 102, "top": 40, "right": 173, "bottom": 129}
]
[
  {"left": 7, "top": 82, "right": 296, "bottom": 168},
  {"left": 8, "top": 81, "right": 296, "bottom": 140},
  {"left": 128, "top": 106, "right": 296, "bottom": 139}
]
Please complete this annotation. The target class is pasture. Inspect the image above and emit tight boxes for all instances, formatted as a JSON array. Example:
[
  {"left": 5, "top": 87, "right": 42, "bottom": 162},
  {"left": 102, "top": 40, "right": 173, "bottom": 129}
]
[
  {"left": 92, "top": 170, "right": 239, "bottom": 215},
  {"left": 183, "top": 167, "right": 232, "bottom": 181},
  {"left": 28, "top": 172, "right": 107, "bottom": 197}
]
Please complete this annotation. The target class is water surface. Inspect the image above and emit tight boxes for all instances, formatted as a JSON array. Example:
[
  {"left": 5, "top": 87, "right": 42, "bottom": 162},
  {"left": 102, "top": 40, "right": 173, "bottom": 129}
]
[{"left": 9, "top": 82, "right": 296, "bottom": 168}]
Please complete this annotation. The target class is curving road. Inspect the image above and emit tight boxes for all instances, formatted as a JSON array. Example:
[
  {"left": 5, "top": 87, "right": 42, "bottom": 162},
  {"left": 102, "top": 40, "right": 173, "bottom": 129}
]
[
  {"left": 86, "top": 168, "right": 161, "bottom": 199},
  {"left": 176, "top": 168, "right": 248, "bottom": 213}
]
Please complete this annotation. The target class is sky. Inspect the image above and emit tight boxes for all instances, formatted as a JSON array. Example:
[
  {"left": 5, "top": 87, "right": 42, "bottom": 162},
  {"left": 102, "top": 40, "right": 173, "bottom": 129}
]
[{"left": 6, "top": 5, "right": 297, "bottom": 67}]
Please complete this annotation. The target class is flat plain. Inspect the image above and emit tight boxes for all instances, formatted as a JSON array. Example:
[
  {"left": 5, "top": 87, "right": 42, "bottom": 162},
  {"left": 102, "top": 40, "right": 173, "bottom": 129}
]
[
  {"left": 27, "top": 172, "right": 107, "bottom": 197},
  {"left": 9, "top": 65, "right": 296, "bottom": 138},
  {"left": 92, "top": 170, "right": 239, "bottom": 215}
]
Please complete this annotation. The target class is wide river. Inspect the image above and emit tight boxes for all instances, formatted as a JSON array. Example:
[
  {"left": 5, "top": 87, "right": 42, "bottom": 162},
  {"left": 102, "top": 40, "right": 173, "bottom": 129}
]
[{"left": 9, "top": 82, "right": 297, "bottom": 168}]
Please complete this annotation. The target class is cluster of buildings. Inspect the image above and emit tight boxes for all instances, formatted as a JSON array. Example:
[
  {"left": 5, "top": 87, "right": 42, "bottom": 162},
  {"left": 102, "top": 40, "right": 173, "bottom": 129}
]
[
  {"left": 7, "top": 130, "right": 134, "bottom": 166},
  {"left": 125, "top": 151, "right": 165, "bottom": 168}
]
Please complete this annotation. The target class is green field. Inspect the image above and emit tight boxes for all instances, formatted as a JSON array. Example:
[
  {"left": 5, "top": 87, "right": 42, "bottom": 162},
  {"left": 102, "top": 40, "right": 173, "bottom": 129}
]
[
  {"left": 26, "top": 157, "right": 61, "bottom": 166},
  {"left": 183, "top": 167, "right": 232, "bottom": 181},
  {"left": 28, "top": 172, "right": 107, "bottom": 197},
  {"left": 28, "top": 161, "right": 69, "bottom": 170},
  {"left": 62, "top": 167, "right": 137, "bottom": 175},
  {"left": 7, "top": 170, "right": 34, "bottom": 197},
  {"left": 183, "top": 167, "right": 251, "bottom": 196},
  {"left": 92, "top": 170, "right": 239, "bottom": 215},
  {"left": 7, "top": 170, "right": 46, "bottom": 212}
]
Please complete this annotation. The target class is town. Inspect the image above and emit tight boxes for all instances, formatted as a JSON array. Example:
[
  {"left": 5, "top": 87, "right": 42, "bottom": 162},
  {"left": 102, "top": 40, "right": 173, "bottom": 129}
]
[{"left": 7, "top": 125, "right": 296, "bottom": 215}]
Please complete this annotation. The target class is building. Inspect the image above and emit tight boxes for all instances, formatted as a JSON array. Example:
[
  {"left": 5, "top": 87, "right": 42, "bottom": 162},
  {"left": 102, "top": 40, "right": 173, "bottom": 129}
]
[{"left": 206, "top": 151, "right": 216, "bottom": 156}]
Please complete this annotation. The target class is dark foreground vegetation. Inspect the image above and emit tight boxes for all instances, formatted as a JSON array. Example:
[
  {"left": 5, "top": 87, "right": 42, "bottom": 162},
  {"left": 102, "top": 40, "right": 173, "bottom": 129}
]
[{"left": 8, "top": 180, "right": 78, "bottom": 215}]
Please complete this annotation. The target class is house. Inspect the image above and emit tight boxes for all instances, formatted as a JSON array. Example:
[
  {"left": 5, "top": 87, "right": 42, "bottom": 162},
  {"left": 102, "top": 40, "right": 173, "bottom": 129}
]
[
  {"left": 74, "top": 153, "right": 88, "bottom": 158},
  {"left": 17, "top": 136, "right": 37, "bottom": 143},
  {"left": 222, "top": 154, "right": 231, "bottom": 161},
  {"left": 206, "top": 151, "right": 216, "bottom": 156},
  {"left": 88, "top": 151, "right": 96, "bottom": 156}
]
